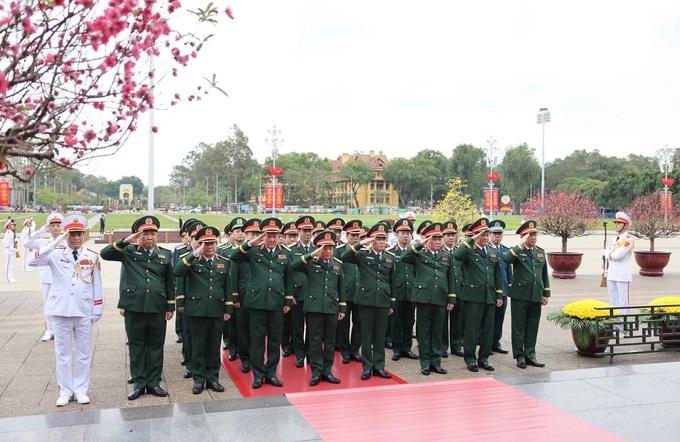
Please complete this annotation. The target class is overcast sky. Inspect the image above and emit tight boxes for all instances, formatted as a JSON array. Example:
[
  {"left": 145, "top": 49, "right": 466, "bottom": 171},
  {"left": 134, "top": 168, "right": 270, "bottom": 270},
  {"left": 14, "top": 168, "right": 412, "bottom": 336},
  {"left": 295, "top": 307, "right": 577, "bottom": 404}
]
[{"left": 81, "top": 1, "right": 680, "bottom": 185}]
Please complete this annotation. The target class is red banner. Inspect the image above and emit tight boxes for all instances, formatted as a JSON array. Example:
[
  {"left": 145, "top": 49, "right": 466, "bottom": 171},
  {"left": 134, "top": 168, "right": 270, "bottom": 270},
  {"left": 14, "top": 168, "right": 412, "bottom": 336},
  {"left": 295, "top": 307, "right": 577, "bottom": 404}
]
[
  {"left": 265, "top": 185, "right": 284, "bottom": 209},
  {"left": 660, "top": 191, "right": 673, "bottom": 211},
  {"left": 0, "top": 180, "right": 9, "bottom": 207},
  {"left": 484, "top": 189, "right": 499, "bottom": 212}
]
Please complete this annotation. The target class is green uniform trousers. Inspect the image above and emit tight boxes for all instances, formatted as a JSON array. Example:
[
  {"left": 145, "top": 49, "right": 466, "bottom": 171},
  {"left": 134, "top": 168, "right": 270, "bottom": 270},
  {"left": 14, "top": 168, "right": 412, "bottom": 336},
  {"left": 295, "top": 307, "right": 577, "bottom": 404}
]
[
  {"left": 249, "top": 308, "right": 283, "bottom": 379},
  {"left": 307, "top": 312, "right": 338, "bottom": 377},
  {"left": 448, "top": 299, "right": 464, "bottom": 352},
  {"left": 392, "top": 300, "right": 415, "bottom": 356},
  {"left": 510, "top": 298, "right": 542, "bottom": 360},
  {"left": 416, "top": 302, "right": 445, "bottom": 369},
  {"left": 125, "top": 311, "right": 166, "bottom": 391},
  {"left": 337, "top": 301, "right": 361, "bottom": 358},
  {"left": 463, "top": 301, "right": 495, "bottom": 366},
  {"left": 358, "top": 305, "right": 389, "bottom": 372},
  {"left": 185, "top": 315, "right": 222, "bottom": 385}
]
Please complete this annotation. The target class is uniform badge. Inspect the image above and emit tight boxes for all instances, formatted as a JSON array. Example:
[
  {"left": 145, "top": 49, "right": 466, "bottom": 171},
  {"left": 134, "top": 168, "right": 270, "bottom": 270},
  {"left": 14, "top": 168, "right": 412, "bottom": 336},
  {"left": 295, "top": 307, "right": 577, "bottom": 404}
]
[
  {"left": 158, "top": 254, "right": 165, "bottom": 259},
  {"left": 490, "top": 253, "right": 496, "bottom": 258},
  {"left": 442, "top": 257, "right": 448, "bottom": 262},
  {"left": 278, "top": 254, "right": 286, "bottom": 259},
  {"left": 217, "top": 263, "right": 225, "bottom": 269},
  {"left": 333, "top": 265, "right": 340, "bottom": 270},
  {"left": 385, "top": 258, "right": 392, "bottom": 263},
  {"left": 537, "top": 253, "right": 544, "bottom": 258}
]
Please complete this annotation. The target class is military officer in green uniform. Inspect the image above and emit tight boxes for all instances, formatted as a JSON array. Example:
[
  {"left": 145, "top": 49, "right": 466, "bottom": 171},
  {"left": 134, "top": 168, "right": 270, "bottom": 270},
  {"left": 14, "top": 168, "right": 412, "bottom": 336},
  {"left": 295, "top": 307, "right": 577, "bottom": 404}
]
[
  {"left": 173, "top": 217, "right": 197, "bottom": 344},
  {"left": 101, "top": 216, "right": 175, "bottom": 400},
  {"left": 342, "top": 223, "right": 396, "bottom": 381},
  {"left": 326, "top": 218, "right": 345, "bottom": 244},
  {"left": 503, "top": 220, "right": 550, "bottom": 369},
  {"left": 174, "top": 226, "right": 233, "bottom": 394},
  {"left": 280, "top": 221, "right": 298, "bottom": 357},
  {"left": 489, "top": 219, "right": 512, "bottom": 355},
  {"left": 218, "top": 217, "right": 246, "bottom": 357},
  {"left": 231, "top": 218, "right": 261, "bottom": 374},
  {"left": 335, "top": 219, "right": 363, "bottom": 363},
  {"left": 402, "top": 222, "right": 456, "bottom": 375},
  {"left": 389, "top": 218, "right": 418, "bottom": 361},
  {"left": 294, "top": 231, "right": 346, "bottom": 386},
  {"left": 289, "top": 216, "right": 316, "bottom": 367},
  {"left": 439, "top": 220, "right": 458, "bottom": 358},
  {"left": 454, "top": 218, "right": 503, "bottom": 373},
  {"left": 231, "top": 217, "right": 293, "bottom": 389}
]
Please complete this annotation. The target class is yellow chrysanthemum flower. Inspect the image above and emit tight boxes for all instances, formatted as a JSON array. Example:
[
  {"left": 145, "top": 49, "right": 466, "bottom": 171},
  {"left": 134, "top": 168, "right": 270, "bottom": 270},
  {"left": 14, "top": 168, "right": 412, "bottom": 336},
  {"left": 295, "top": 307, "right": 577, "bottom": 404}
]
[
  {"left": 561, "top": 299, "right": 616, "bottom": 319},
  {"left": 648, "top": 296, "right": 680, "bottom": 313}
]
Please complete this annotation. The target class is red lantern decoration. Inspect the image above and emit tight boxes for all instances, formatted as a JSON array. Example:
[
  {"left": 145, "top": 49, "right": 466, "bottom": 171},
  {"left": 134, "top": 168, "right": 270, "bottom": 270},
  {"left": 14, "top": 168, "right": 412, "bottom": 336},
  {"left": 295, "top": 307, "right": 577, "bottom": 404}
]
[
  {"left": 486, "top": 172, "right": 499, "bottom": 182},
  {"left": 268, "top": 167, "right": 283, "bottom": 177},
  {"left": 661, "top": 177, "right": 675, "bottom": 187}
]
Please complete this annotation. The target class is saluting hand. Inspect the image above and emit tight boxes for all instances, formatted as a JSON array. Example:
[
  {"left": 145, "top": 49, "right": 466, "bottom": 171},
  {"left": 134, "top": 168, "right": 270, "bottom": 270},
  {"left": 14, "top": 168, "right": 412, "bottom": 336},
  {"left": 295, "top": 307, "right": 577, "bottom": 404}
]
[
  {"left": 193, "top": 242, "right": 205, "bottom": 257},
  {"left": 249, "top": 232, "right": 267, "bottom": 247},
  {"left": 123, "top": 231, "right": 141, "bottom": 244},
  {"left": 447, "top": 303, "right": 454, "bottom": 311},
  {"left": 359, "top": 237, "right": 374, "bottom": 247}
]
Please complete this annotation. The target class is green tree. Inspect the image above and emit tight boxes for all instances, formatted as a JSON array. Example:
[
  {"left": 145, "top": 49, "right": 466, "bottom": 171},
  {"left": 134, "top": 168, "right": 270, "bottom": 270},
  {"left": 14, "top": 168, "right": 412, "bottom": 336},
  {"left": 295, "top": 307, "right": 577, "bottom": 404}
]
[
  {"left": 339, "top": 160, "right": 375, "bottom": 208},
  {"left": 498, "top": 143, "right": 540, "bottom": 212},
  {"left": 383, "top": 157, "right": 440, "bottom": 208},
  {"left": 449, "top": 144, "right": 486, "bottom": 204},
  {"left": 414, "top": 149, "right": 449, "bottom": 200},
  {"left": 267, "top": 152, "right": 332, "bottom": 206}
]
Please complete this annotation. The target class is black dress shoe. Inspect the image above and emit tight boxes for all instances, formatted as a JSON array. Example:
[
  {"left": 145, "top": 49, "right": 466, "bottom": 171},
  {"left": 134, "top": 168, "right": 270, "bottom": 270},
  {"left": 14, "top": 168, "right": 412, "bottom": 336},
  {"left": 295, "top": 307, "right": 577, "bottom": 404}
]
[
  {"left": 322, "top": 374, "right": 341, "bottom": 384},
  {"left": 430, "top": 366, "right": 447, "bottom": 374},
  {"left": 183, "top": 370, "right": 193, "bottom": 379},
  {"left": 351, "top": 354, "right": 362, "bottom": 362},
  {"left": 451, "top": 349, "right": 464, "bottom": 357},
  {"left": 391, "top": 353, "right": 401, "bottom": 361},
  {"left": 181, "top": 358, "right": 186, "bottom": 366},
  {"left": 309, "top": 376, "right": 320, "bottom": 386},
  {"left": 207, "top": 381, "right": 225, "bottom": 392},
  {"left": 147, "top": 386, "right": 168, "bottom": 397},
  {"left": 478, "top": 362, "right": 495, "bottom": 371},
  {"left": 493, "top": 345, "right": 509, "bottom": 354},
  {"left": 361, "top": 370, "right": 372, "bottom": 380},
  {"left": 192, "top": 383, "right": 204, "bottom": 394},
  {"left": 228, "top": 353, "right": 238, "bottom": 361},
  {"left": 265, "top": 377, "right": 284, "bottom": 387},
  {"left": 517, "top": 355, "right": 527, "bottom": 369},
  {"left": 526, "top": 358, "right": 545, "bottom": 367},
  {"left": 176, "top": 335, "right": 183, "bottom": 343},
  {"left": 341, "top": 355, "right": 350, "bottom": 364},
  {"left": 252, "top": 378, "right": 263, "bottom": 389},
  {"left": 401, "top": 351, "right": 419, "bottom": 359},
  {"left": 282, "top": 348, "right": 292, "bottom": 357},
  {"left": 421, "top": 368, "right": 431, "bottom": 376},
  {"left": 241, "top": 362, "right": 251, "bottom": 373},
  {"left": 222, "top": 343, "right": 228, "bottom": 350},
  {"left": 127, "top": 389, "right": 144, "bottom": 400},
  {"left": 373, "top": 369, "right": 392, "bottom": 379},
  {"left": 441, "top": 352, "right": 449, "bottom": 358},
  {"left": 386, "top": 342, "right": 393, "bottom": 349},
  {"left": 127, "top": 377, "right": 134, "bottom": 384},
  {"left": 467, "top": 364, "right": 479, "bottom": 372},
  {"left": 295, "top": 358, "right": 305, "bottom": 368}
]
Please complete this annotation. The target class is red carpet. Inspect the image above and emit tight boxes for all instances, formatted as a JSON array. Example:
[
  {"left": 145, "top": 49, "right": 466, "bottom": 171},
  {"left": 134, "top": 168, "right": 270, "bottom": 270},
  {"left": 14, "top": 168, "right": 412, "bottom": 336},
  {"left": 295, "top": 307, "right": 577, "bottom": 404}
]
[
  {"left": 287, "top": 378, "right": 623, "bottom": 441},
  {"left": 221, "top": 349, "right": 406, "bottom": 397}
]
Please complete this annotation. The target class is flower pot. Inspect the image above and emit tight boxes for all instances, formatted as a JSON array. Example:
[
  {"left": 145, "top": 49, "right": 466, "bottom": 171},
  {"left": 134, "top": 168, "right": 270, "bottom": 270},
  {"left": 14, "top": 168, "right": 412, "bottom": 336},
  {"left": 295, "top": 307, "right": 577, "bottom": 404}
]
[
  {"left": 570, "top": 327, "right": 610, "bottom": 356},
  {"left": 546, "top": 252, "right": 583, "bottom": 279},
  {"left": 634, "top": 251, "right": 671, "bottom": 277}
]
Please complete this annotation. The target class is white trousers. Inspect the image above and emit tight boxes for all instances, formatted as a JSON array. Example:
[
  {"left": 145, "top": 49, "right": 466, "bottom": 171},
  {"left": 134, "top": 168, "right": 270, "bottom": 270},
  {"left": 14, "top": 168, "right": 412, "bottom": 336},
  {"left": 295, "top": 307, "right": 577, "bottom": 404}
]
[
  {"left": 5, "top": 254, "right": 14, "bottom": 281},
  {"left": 22, "top": 247, "right": 33, "bottom": 271},
  {"left": 608, "top": 280, "right": 630, "bottom": 314},
  {"left": 50, "top": 315, "right": 93, "bottom": 397},
  {"left": 42, "top": 283, "right": 52, "bottom": 333}
]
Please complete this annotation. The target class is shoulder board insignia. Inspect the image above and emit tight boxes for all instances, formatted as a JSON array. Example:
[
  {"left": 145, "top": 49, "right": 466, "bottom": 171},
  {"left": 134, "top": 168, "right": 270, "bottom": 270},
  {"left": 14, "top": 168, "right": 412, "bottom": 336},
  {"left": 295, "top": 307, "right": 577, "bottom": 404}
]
[
  {"left": 179, "top": 251, "right": 191, "bottom": 258},
  {"left": 332, "top": 257, "right": 343, "bottom": 264},
  {"left": 385, "top": 250, "right": 395, "bottom": 257},
  {"left": 86, "top": 248, "right": 99, "bottom": 255},
  {"left": 281, "top": 244, "right": 291, "bottom": 252}
]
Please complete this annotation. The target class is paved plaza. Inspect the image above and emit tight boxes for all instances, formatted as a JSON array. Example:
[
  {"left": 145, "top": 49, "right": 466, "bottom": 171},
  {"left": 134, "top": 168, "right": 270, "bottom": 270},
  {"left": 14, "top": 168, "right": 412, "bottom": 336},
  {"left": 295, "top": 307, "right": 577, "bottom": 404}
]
[{"left": 0, "top": 223, "right": 679, "bottom": 440}]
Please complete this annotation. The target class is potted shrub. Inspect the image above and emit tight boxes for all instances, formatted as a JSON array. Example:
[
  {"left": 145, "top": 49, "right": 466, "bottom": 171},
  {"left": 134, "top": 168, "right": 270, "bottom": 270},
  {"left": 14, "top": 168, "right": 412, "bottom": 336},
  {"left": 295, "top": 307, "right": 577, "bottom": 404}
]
[
  {"left": 521, "top": 190, "right": 598, "bottom": 279},
  {"left": 625, "top": 194, "right": 680, "bottom": 276},
  {"left": 547, "top": 299, "right": 617, "bottom": 356},
  {"left": 643, "top": 296, "right": 680, "bottom": 347}
]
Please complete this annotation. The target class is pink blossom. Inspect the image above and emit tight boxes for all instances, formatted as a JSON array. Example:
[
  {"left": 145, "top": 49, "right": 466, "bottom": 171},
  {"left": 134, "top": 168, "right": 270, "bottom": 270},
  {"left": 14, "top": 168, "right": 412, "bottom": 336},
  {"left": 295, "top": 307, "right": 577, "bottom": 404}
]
[
  {"left": 226, "top": 6, "right": 234, "bottom": 19},
  {"left": 151, "top": 126, "right": 158, "bottom": 133},
  {"left": 0, "top": 71, "right": 8, "bottom": 98},
  {"left": 24, "top": 168, "right": 33, "bottom": 176}
]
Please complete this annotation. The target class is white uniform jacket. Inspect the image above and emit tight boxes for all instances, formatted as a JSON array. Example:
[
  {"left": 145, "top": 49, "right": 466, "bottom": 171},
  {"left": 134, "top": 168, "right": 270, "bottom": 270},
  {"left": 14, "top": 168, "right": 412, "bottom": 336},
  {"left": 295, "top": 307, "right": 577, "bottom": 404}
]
[
  {"left": 606, "top": 231, "right": 634, "bottom": 282},
  {"left": 3, "top": 230, "right": 16, "bottom": 255},
  {"left": 29, "top": 241, "right": 103, "bottom": 318},
  {"left": 24, "top": 225, "right": 54, "bottom": 284}
]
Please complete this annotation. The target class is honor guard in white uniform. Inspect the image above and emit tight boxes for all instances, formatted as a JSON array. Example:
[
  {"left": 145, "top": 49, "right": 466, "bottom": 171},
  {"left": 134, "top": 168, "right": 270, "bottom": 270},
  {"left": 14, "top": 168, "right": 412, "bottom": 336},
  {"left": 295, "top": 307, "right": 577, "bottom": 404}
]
[
  {"left": 29, "top": 215, "right": 103, "bottom": 407},
  {"left": 24, "top": 213, "right": 64, "bottom": 341},
  {"left": 3, "top": 218, "right": 18, "bottom": 282},
  {"left": 20, "top": 217, "right": 35, "bottom": 272},
  {"left": 604, "top": 212, "right": 635, "bottom": 313}
]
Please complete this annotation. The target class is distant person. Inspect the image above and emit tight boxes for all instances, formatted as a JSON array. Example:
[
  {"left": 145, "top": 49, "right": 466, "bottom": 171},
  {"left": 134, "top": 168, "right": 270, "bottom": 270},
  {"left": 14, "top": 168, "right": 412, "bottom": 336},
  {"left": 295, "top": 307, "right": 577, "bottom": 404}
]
[
  {"left": 3, "top": 219, "right": 18, "bottom": 282},
  {"left": 99, "top": 215, "right": 105, "bottom": 235},
  {"left": 20, "top": 217, "right": 35, "bottom": 272},
  {"left": 604, "top": 212, "right": 635, "bottom": 313}
]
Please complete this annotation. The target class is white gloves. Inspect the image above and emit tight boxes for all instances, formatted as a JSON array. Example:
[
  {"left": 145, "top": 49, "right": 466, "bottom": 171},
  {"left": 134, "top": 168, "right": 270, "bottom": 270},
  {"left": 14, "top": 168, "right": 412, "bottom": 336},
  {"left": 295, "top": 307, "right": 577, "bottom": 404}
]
[{"left": 92, "top": 315, "right": 101, "bottom": 323}]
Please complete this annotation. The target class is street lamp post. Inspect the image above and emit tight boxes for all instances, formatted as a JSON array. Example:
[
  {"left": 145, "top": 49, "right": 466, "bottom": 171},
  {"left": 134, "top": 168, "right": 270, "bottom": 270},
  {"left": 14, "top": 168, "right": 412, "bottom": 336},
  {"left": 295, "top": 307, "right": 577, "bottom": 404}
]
[
  {"left": 657, "top": 147, "right": 674, "bottom": 227},
  {"left": 265, "top": 126, "right": 283, "bottom": 216},
  {"left": 485, "top": 136, "right": 497, "bottom": 219},
  {"left": 536, "top": 108, "right": 551, "bottom": 209}
]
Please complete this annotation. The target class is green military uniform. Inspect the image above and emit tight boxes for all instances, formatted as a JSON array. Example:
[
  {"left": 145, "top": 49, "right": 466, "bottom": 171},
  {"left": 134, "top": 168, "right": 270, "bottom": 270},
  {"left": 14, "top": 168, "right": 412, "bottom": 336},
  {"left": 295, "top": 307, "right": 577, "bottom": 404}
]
[
  {"left": 503, "top": 220, "right": 550, "bottom": 364},
  {"left": 173, "top": 217, "right": 197, "bottom": 344},
  {"left": 293, "top": 231, "right": 347, "bottom": 382},
  {"left": 342, "top": 223, "right": 396, "bottom": 377},
  {"left": 288, "top": 216, "right": 316, "bottom": 365},
  {"left": 439, "top": 221, "right": 458, "bottom": 357},
  {"left": 449, "top": 223, "right": 473, "bottom": 356},
  {"left": 453, "top": 218, "right": 502, "bottom": 369},
  {"left": 389, "top": 218, "right": 417, "bottom": 360},
  {"left": 230, "top": 218, "right": 294, "bottom": 386},
  {"left": 174, "top": 226, "right": 233, "bottom": 392},
  {"left": 335, "top": 220, "right": 362, "bottom": 362},
  {"left": 280, "top": 221, "right": 298, "bottom": 357},
  {"left": 100, "top": 216, "right": 175, "bottom": 397},
  {"left": 402, "top": 223, "right": 457, "bottom": 373}
]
